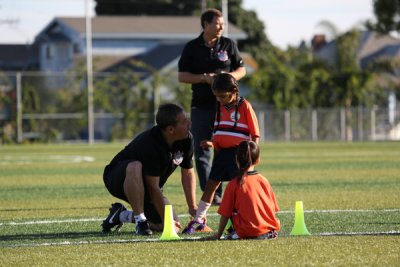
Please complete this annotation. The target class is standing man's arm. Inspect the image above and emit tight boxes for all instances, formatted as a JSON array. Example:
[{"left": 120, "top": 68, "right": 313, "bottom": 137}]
[
  {"left": 228, "top": 66, "right": 246, "bottom": 82},
  {"left": 178, "top": 72, "right": 214, "bottom": 85},
  {"left": 181, "top": 167, "right": 198, "bottom": 217},
  {"left": 179, "top": 68, "right": 245, "bottom": 86}
]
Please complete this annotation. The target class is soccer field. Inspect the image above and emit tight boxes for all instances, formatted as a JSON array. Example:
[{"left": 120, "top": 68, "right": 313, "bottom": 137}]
[{"left": 1, "top": 142, "right": 399, "bottom": 266}]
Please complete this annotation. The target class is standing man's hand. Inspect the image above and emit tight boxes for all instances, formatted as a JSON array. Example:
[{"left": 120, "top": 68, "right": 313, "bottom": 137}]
[
  {"left": 200, "top": 140, "right": 213, "bottom": 150},
  {"left": 204, "top": 73, "right": 216, "bottom": 85}
]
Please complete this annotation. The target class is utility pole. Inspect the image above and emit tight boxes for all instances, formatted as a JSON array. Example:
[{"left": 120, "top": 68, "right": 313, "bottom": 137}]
[
  {"left": 201, "top": 0, "right": 207, "bottom": 12},
  {"left": 85, "top": 0, "right": 94, "bottom": 144},
  {"left": 222, "top": 0, "right": 228, "bottom": 36}
]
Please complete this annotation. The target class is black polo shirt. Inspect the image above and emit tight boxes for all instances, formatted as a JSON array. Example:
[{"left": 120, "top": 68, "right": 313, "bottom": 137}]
[
  {"left": 178, "top": 33, "right": 244, "bottom": 109},
  {"left": 108, "top": 126, "right": 194, "bottom": 188}
]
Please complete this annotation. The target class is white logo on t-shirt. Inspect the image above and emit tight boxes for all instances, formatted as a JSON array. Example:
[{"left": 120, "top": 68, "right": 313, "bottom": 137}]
[
  {"left": 172, "top": 151, "right": 184, "bottom": 165},
  {"left": 230, "top": 111, "right": 240, "bottom": 122}
]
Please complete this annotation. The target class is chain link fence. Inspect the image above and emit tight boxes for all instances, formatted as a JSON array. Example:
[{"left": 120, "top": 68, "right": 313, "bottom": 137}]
[
  {"left": 258, "top": 106, "right": 400, "bottom": 142},
  {"left": 1, "top": 72, "right": 399, "bottom": 144}
]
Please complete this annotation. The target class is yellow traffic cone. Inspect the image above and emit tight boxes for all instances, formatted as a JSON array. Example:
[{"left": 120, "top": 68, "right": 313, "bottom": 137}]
[
  {"left": 290, "top": 201, "right": 311, "bottom": 236},
  {"left": 160, "top": 204, "right": 180, "bottom": 241}
]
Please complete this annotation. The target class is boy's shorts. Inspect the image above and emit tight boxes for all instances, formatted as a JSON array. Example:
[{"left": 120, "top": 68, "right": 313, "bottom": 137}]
[{"left": 209, "top": 147, "right": 239, "bottom": 182}]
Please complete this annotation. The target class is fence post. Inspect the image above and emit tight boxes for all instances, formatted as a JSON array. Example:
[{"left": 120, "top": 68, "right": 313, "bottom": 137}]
[
  {"left": 358, "top": 106, "right": 364, "bottom": 141},
  {"left": 16, "top": 72, "right": 22, "bottom": 143},
  {"left": 370, "top": 106, "right": 376, "bottom": 141},
  {"left": 259, "top": 111, "right": 265, "bottom": 143},
  {"left": 311, "top": 109, "right": 317, "bottom": 141},
  {"left": 340, "top": 108, "right": 346, "bottom": 141},
  {"left": 284, "top": 110, "right": 290, "bottom": 141}
]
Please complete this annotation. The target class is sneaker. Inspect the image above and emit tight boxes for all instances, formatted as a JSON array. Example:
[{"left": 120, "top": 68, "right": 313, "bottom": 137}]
[
  {"left": 255, "top": 230, "right": 278, "bottom": 240},
  {"left": 136, "top": 220, "right": 153, "bottom": 235},
  {"left": 212, "top": 195, "right": 222, "bottom": 206},
  {"left": 225, "top": 230, "right": 239, "bottom": 240},
  {"left": 225, "top": 225, "right": 235, "bottom": 235},
  {"left": 101, "top": 202, "right": 126, "bottom": 233},
  {"left": 181, "top": 218, "right": 213, "bottom": 234}
]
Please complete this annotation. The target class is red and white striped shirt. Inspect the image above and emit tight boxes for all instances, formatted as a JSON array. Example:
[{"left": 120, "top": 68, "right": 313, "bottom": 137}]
[{"left": 212, "top": 97, "right": 259, "bottom": 150}]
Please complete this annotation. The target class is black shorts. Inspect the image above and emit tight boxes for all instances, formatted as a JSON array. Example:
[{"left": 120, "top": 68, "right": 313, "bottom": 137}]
[
  {"left": 103, "top": 161, "right": 162, "bottom": 223},
  {"left": 209, "top": 147, "right": 239, "bottom": 182}
]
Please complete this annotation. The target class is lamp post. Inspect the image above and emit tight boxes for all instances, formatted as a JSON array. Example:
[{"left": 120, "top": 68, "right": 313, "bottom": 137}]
[{"left": 85, "top": 0, "right": 94, "bottom": 144}]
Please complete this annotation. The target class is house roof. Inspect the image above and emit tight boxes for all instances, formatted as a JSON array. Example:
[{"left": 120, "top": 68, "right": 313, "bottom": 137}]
[
  {"left": 50, "top": 16, "right": 247, "bottom": 40},
  {"left": 312, "top": 31, "right": 400, "bottom": 69},
  {"left": 100, "top": 43, "right": 185, "bottom": 77},
  {"left": 360, "top": 45, "right": 400, "bottom": 69},
  {"left": 358, "top": 31, "right": 400, "bottom": 60},
  {"left": 0, "top": 44, "right": 32, "bottom": 70}
]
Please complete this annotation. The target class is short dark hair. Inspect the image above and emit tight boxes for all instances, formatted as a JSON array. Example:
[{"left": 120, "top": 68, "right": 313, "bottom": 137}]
[
  {"left": 201, "top": 8, "right": 223, "bottom": 29},
  {"left": 156, "top": 103, "right": 184, "bottom": 129}
]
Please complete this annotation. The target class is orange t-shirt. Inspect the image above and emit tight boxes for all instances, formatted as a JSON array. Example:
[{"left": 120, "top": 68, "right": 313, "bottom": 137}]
[
  {"left": 218, "top": 171, "right": 280, "bottom": 239},
  {"left": 212, "top": 97, "right": 259, "bottom": 150}
]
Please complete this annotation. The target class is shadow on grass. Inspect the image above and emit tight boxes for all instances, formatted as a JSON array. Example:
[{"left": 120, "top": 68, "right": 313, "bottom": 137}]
[
  {"left": 0, "top": 231, "right": 119, "bottom": 242},
  {"left": 0, "top": 206, "right": 106, "bottom": 212}
]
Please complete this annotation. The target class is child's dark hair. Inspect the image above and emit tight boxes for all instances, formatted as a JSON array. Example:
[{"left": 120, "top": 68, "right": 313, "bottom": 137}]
[
  {"left": 236, "top": 141, "right": 260, "bottom": 185},
  {"left": 212, "top": 73, "right": 240, "bottom": 129}
]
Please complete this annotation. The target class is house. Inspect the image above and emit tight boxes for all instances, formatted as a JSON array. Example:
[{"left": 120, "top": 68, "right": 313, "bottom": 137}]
[
  {"left": 312, "top": 31, "right": 400, "bottom": 70},
  {"left": 32, "top": 16, "right": 248, "bottom": 74}
]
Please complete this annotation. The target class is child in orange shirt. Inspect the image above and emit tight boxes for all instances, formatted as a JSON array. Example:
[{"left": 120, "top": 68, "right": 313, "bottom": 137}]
[
  {"left": 182, "top": 73, "right": 260, "bottom": 234},
  {"left": 208, "top": 140, "right": 280, "bottom": 240}
]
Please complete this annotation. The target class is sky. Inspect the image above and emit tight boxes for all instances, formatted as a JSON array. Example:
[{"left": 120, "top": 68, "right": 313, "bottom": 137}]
[{"left": 0, "top": 0, "right": 374, "bottom": 49}]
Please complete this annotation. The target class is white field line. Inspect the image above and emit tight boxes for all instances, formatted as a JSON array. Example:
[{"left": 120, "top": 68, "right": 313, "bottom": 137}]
[
  {"left": 3, "top": 237, "right": 202, "bottom": 248},
  {"left": 319, "top": 230, "right": 400, "bottom": 236},
  {"left": 2, "top": 231, "right": 400, "bottom": 248},
  {"left": 1, "top": 209, "right": 399, "bottom": 226},
  {"left": 0, "top": 155, "right": 95, "bottom": 165}
]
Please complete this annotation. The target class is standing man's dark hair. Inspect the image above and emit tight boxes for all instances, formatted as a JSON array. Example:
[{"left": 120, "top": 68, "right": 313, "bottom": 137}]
[
  {"left": 201, "top": 8, "right": 223, "bottom": 29},
  {"left": 178, "top": 8, "right": 246, "bottom": 206}
]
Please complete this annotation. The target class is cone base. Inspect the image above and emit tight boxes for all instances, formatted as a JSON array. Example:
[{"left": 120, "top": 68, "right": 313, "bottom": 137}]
[
  {"left": 160, "top": 234, "right": 180, "bottom": 241},
  {"left": 290, "top": 229, "right": 311, "bottom": 236}
]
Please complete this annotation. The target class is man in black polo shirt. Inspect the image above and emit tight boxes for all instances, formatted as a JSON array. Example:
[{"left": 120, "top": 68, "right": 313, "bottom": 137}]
[
  {"left": 102, "top": 104, "right": 198, "bottom": 235},
  {"left": 178, "top": 8, "right": 246, "bottom": 205}
]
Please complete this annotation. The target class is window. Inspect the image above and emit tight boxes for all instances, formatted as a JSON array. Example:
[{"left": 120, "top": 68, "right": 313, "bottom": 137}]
[{"left": 46, "top": 44, "right": 54, "bottom": 59}]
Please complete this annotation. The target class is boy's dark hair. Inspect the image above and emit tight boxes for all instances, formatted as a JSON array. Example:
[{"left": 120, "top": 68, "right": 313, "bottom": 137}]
[
  {"left": 236, "top": 141, "right": 260, "bottom": 185},
  {"left": 212, "top": 73, "right": 241, "bottom": 130},
  {"left": 201, "top": 8, "right": 223, "bottom": 29},
  {"left": 156, "top": 103, "right": 184, "bottom": 130}
]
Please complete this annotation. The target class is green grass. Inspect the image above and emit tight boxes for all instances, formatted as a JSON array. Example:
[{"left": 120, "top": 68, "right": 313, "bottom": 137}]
[{"left": 1, "top": 142, "right": 399, "bottom": 266}]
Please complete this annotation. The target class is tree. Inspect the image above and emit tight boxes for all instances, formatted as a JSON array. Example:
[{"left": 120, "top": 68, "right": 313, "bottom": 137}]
[{"left": 366, "top": 0, "right": 400, "bottom": 34}]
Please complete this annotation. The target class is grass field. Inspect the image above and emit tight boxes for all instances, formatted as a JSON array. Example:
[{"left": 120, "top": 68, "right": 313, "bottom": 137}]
[{"left": 0, "top": 142, "right": 399, "bottom": 266}]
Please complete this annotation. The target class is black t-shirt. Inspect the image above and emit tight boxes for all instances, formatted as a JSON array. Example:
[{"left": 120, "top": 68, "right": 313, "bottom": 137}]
[
  {"left": 178, "top": 33, "right": 244, "bottom": 109},
  {"left": 107, "top": 126, "right": 194, "bottom": 188}
]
